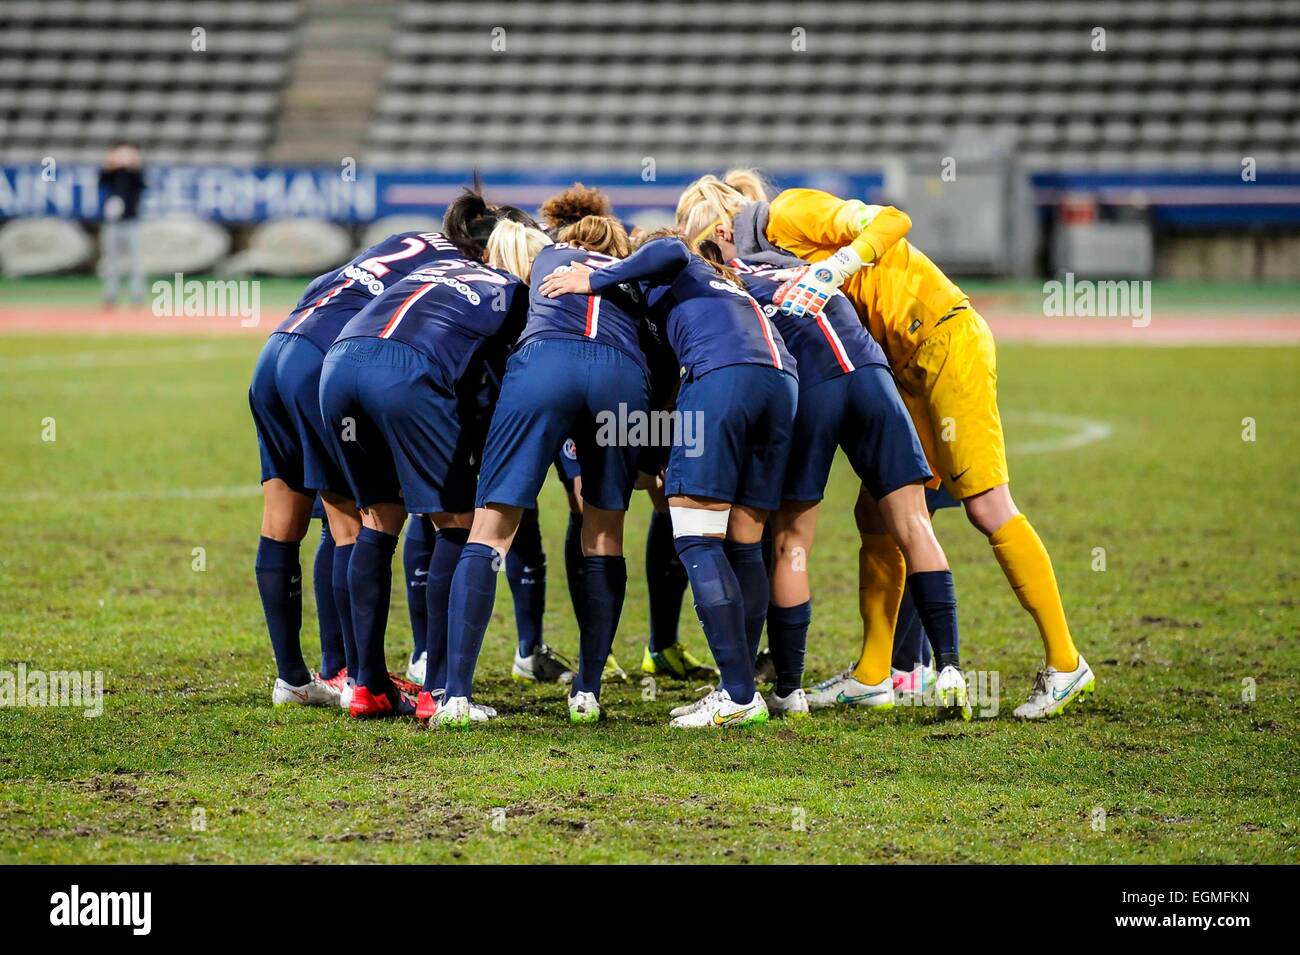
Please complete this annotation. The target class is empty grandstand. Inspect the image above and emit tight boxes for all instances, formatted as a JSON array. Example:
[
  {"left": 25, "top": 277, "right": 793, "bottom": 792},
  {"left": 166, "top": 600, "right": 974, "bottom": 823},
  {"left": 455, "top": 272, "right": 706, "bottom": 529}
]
[
  {"left": 2, "top": 1, "right": 1297, "bottom": 170},
  {"left": 0, "top": 0, "right": 1297, "bottom": 280}
]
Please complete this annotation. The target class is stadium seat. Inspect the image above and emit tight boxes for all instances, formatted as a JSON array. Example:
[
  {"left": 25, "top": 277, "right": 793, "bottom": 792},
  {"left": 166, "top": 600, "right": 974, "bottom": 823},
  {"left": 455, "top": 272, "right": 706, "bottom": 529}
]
[
  {"left": 0, "top": 0, "right": 298, "bottom": 166},
  {"left": 356, "top": 0, "right": 1300, "bottom": 171}
]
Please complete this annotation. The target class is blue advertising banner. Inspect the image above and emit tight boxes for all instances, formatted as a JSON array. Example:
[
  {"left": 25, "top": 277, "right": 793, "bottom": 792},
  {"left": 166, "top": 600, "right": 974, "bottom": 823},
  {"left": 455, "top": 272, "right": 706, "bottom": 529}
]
[
  {"left": 1, "top": 164, "right": 1297, "bottom": 227},
  {"left": 0, "top": 165, "right": 883, "bottom": 224}
]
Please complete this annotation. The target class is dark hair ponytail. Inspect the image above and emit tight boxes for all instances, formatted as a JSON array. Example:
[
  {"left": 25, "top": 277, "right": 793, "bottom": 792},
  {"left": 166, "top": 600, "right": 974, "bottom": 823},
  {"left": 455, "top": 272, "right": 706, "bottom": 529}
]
[
  {"left": 443, "top": 174, "right": 541, "bottom": 261},
  {"left": 443, "top": 187, "right": 497, "bottom": 260}
]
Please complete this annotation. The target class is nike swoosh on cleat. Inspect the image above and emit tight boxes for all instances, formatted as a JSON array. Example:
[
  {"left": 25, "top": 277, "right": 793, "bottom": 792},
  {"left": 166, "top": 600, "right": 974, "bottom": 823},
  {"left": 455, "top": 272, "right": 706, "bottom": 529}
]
[
  {"left": 836, "top": 689, "right": 889, "bottom": 704},
  {"left": 712, "top": 706, "right": 756, "bottom": 726},
  {"left": 1052, "top": 671, "right": 1088, "bottom": 701}
]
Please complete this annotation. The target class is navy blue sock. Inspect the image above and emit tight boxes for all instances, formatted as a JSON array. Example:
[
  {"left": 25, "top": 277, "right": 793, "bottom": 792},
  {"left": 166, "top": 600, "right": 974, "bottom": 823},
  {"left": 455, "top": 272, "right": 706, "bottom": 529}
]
[
  {"left": 403, "top": 518, "right": 435, "bottom": 659},
  {"left": 331, "top": 542, "right": 357, "bottom": 679},
  {"left": 724, "top": 539, "right": 769, "bottom": 665},
  {"left": 891, "top": 586, "right": 932, "bottom": 671},
  {"left": 907, "top": 570, "right": 959, "bottom": 670},
  {"left": 424, "top": 527, "right": 467, "bottom": 692},
  {"left": 507, "top": 510, "right": 547, "bottom": 657},
  {"left": 646, "top": 509, "right": 688, "bottom": 652},
  {"left": 573, "top": 555, "right": 626, "bottom": 697},
  {"left": 446, "top": 542, "right": 501, "bottom": 699},
  {"left": 675, "top": 536, "right": 754, "bottom": 702},
  {"left": 767, "top": 601, "right": 811, "bottom": 697},
  {"left": 564, "top": 510, "right": 585, "bottom": 629},
  {"left": 348, "top": 526, "right": 400, "bottom": 693},
  {"left": 313, "top": 522, "right": 346, "bottom": 679},
  {"left": 256, "top": 536, "right": 309, "bottom": 685}
]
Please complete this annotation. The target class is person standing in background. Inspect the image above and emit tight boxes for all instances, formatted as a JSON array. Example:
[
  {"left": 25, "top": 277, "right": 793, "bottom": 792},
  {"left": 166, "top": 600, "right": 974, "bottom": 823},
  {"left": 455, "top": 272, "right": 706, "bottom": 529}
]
[{"left": 98, "top": 142, "right": 146, "bottom": 307}]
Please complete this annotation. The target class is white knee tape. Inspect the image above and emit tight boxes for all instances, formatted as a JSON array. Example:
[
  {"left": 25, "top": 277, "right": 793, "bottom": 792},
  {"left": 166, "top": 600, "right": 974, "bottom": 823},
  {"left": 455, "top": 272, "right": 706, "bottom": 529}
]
[{"left": 670, "top": 505, "right": 731, "bottom": 538}]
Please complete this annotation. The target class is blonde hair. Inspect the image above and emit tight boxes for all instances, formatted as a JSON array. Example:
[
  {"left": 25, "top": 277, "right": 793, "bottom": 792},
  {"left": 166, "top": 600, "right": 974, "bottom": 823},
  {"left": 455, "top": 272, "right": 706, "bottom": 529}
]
[
  {"left": 723, "top": 167, "right": 771, "bottom": 202},
  {"left": 558, "top": 215, "right": 630, "bottom": 258},
  {"left": 485, "top": 219, "right": 552, "bottom": 283},
  {"left": 674, "top": 168, "right": 770, "bottom": 248}
]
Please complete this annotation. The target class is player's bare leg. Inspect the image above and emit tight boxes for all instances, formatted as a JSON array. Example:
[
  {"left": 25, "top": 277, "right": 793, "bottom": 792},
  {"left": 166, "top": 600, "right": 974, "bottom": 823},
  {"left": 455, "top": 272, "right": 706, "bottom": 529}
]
[{"left": 766, "top": 500, "right": 820, "bottom": 716}]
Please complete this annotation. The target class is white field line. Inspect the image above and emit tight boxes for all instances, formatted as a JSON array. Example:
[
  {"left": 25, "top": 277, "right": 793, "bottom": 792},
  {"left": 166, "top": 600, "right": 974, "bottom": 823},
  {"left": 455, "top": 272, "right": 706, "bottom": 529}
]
[
  {"left": 0, "top": 343, "right": 251, "bottom": 373},
  {"left": 2, "top": 413, "right": 1113, "bottom": 505},
  {"left": 1005, "top": 411, "right": 1114, "bottom": 455}
]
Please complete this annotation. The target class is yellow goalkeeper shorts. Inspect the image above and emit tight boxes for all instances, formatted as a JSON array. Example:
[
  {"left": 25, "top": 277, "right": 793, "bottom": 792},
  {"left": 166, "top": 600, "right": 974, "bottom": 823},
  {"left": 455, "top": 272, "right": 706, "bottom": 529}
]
[{"left": 894, "top": 306, "right": 1009, "bottom": 500}]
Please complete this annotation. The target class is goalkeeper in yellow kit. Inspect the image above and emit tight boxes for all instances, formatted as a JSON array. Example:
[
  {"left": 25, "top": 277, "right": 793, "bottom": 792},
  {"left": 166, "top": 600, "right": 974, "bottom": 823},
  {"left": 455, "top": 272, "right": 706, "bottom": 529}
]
[{"left": 676, "top": 170, "right": 1094, "bottom": 719}]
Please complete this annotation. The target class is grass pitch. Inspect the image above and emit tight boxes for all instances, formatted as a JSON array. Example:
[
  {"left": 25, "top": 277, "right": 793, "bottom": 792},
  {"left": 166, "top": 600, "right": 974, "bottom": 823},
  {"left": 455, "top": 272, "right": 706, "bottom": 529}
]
[{"left": 0, "top": 322, "right": 1297, "bottom": 863}]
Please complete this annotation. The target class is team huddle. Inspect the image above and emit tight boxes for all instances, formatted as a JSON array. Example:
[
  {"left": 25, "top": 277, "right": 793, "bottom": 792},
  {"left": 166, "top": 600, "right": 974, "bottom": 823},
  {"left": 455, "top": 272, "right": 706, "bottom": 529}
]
[{"left": 248, "top": 171, "right": 1096, "bottom": 729}]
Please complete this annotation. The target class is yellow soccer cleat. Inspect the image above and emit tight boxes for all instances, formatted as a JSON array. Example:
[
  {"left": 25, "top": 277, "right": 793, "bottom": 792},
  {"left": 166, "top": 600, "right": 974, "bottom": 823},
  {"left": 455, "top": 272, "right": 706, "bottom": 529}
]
[
  {"left": 603, "top": 653, "right": 629, "bottom": 682},
  {"left": 640, "top": 643, "right": 719, "bottom": 681}
]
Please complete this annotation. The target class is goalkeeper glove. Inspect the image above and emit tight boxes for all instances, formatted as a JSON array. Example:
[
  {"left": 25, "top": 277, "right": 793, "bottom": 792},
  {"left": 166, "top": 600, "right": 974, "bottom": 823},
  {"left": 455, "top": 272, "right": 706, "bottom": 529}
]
[{"left": 773, "top": 246, "right": 865, "bottom": 319}]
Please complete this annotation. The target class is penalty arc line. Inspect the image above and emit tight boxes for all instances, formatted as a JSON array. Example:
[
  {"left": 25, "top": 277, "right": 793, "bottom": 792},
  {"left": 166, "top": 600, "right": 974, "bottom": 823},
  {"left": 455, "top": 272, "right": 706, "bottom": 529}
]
[
  {"left": 2, "top": 413, "right": 1114, "bottom": 505},
  {"left": 1005, "top": 411, "right": 1114, "bottom": 455}
]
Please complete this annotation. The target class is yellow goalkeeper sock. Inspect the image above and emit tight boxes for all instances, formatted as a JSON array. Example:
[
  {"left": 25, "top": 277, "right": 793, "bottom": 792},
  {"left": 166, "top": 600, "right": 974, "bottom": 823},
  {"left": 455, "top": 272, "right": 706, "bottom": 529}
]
[
  {"left": 853, "top": 533, "right": 906, "bottom": 685},
  {"left": 988, "top": 514, "right": 1079, "bottom": 671}
]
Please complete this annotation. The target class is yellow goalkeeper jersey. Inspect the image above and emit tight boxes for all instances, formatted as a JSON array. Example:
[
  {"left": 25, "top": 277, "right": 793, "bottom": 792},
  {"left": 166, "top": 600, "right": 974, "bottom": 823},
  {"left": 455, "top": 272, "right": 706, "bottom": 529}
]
[{"left": 765, "top": 188, "right": 969, "bottom": 372}]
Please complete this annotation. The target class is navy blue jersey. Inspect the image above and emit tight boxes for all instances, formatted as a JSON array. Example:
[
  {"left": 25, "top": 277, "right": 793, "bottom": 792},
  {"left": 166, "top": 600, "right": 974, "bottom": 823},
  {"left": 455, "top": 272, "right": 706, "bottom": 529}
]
[
  {"left": 276, "top": 231, "right": 463, "bottom": 351},
  {"left": 521, "top": 243, "right": 648, "bottom": 374},
  {"left": 588, "top": 238, "right": 794, "bottom": 381},
  {"left": 335, "top": 258, "right": 528, "bottom": 394},
  {"left": 731, "top": 257, "right": 888, "bottom": 388}
]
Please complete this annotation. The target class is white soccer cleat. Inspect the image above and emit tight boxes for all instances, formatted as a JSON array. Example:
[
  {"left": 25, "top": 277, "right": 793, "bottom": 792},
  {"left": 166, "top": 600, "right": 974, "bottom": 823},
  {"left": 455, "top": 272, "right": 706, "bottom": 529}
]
[
  {"left": 1014, "top": 656, "right": 1095, "bottom": 720},
  {"left": 435, "top": 695, "right": 473, "bottom": 729},
  {"left": 892, "top": 664, "right": 938, "bottom": 705},
  {"left": 669, "top": 687, "right": 717, "bottom": 718},
  {"left": 669, "top": 689, "right": 769, "bottom": 729},
  {"left": 934, "top": 665, "right": 972, "bottom": 721},
  {"left": 406, "top": 651, "right": 427, "bottom": 685},
  {"left": 764, "top": 686, "right": 810, "bottom": 718},
  {"left": 568, "top": 690, "right": 602, "bottom": 724},
  {"left": 421, "top": 687, "right": 494, "bottom": 722},
  {"left": 512, "top": 644, "right": 576, "bottom": 684},
  {"left": 805, "top": 668, "right": 894, "bottom": 710},
  {"left": 272, "top": 676, "right": 340, "bottom": 707}
]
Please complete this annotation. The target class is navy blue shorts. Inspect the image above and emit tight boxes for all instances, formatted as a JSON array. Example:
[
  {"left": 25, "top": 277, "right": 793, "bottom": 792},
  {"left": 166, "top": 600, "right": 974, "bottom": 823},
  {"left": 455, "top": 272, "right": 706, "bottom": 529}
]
[
  {"left": 553, "top": 437, "right": 581, "bottom": 485},
  {"left": 783, "top": 365, "right": 932, "bottom": 502},
  {"left": 319, "top": 337, "right": 479, "bottom": 514},
  {"left": 927, "top": 484, "right": 962, "bottom": 512},
  {"left": 249, "top": 332, "right": 349, "bottom": 496},
  {"left": 666, "top": 363, "right": 798, "bottom": 512},
  {"left": 477, "top": 338, "right": 650, "bottom": 511}
]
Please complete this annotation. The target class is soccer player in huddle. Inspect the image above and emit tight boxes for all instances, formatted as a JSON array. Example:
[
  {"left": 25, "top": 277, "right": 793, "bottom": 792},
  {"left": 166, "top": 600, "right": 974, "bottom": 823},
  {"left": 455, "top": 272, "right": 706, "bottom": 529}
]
[
  {"left": 317, "top": 198, "right": 533, "bottom": 720},
  {"left": 438, "top": 215, "right": 650, "bottom": 726},
  {"left": 537, "top": 186, "right": 715, "bottom": 684},
  {"left": 249, "top": 225, "right": 492, "bottom": 709},
  {"left": 717, "top": 245, "right": 960, "bottom": 716},
  {"left": 541, "top": 231, "right": 799, "bottom": 728},
  {"left": 676, "top": 170, "right": 1094, "bottom": 718}
]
